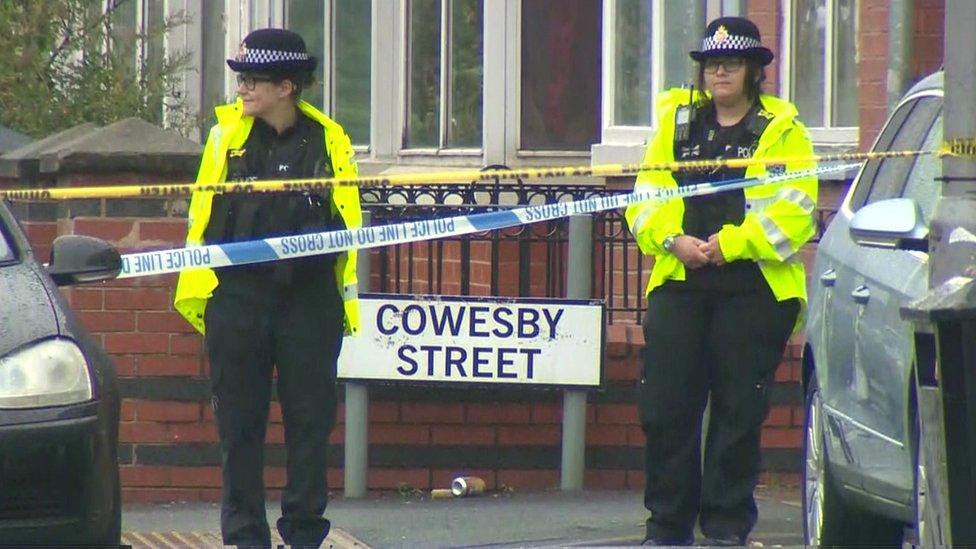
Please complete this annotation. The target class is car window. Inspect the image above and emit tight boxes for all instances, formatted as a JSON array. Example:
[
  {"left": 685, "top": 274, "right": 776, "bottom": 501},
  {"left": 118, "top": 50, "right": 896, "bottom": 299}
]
[
  {"left": 0, "top": 223, "right": 14, "bottom": 262},
  {"left": 850, "top": 95, "right": 942, "bottom": 212},
  {"left": 902, "top": 112, "right": 943, "bottom": 223}
]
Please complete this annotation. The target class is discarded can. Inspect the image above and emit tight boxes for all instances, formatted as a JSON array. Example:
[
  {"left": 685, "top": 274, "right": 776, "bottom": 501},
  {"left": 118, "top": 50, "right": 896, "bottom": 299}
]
[
  {"left": 430, "top": 488, "right": 453, "bottom": 499},
  {"left": 451, "top": 476, "right": 486, "bottom": 497}
]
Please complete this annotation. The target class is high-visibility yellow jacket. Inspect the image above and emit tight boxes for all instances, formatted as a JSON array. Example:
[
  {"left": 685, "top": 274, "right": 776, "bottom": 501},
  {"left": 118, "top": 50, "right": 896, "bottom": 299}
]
[
  {"left": 625, "top": 89, "right": 817, "bottom": 332},
  {"left": 174, "top": 99, "right": 362, "bottom": 336}
]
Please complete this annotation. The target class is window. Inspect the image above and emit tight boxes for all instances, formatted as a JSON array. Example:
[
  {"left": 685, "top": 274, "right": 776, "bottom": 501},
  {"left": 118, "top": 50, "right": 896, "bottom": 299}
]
[
  {"left": 286, "top": 0, "right": 373, "bottom": 146},
  {"left": 286, "top": 1, "right": 327, "bottom": 109},
  {"left": 849, "top": 96, "right": 941, "bottom": 212},
  {"left": 520, "top": 0, "right": 602, "bottom": 150},
  {"left": 789, "top": 0, "right": 859, "bottom": 128},
  {"left": 612, "top": 0, "right": 652, "bottom": 127},
  {"left": 109, "top": 0, "right": 138, "bottom": 63},
  {"left": 605, "top": 1, "right": 735, "bottom": 131},
  {"left": 108, "top": 0, "right": 166, "bottom": 83},
  {"left": 405, "top": 0, "right": 484, "bottom": 150},
  {"left": 106, "top": 0, "right": 171, "bottom": 125},
  {"left": 333, "top": 0, "right": 372, "bottom": 146},
  {"left": 661, "top": 2, "right": 703, "bottom": 90}
]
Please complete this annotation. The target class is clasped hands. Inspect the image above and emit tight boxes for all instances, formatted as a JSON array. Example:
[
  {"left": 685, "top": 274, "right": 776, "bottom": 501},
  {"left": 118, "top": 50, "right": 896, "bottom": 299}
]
[{"left": 671, "top": 234, "right": 727, "bottom": 269}]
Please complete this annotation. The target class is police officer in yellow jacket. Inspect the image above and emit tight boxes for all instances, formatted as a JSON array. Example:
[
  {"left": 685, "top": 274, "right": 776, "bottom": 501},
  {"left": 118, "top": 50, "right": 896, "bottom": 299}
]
[
  {"left": 625, "top": 17, "right": 816, "bottom": 546},
  {"left": 174, "top": 29, "right": 361, "bottom": 548}
]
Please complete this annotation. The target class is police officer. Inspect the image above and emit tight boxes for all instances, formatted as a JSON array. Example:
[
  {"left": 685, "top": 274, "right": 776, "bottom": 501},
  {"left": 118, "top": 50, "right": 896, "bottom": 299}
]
[
  {"left": 625, "top": 17, "right": 816, "bottom": 546},
  {"left": 174, "top": 28, "right": 361, "bottom": 548}
]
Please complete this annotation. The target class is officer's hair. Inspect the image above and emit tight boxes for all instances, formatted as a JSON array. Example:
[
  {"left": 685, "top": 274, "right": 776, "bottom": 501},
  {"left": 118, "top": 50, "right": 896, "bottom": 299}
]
[
  {"left": 271, "top": 71, "right": 315, "bottom": 100},
  {"left": 696, "top": 58, "right": 767, "bottom": 101}
]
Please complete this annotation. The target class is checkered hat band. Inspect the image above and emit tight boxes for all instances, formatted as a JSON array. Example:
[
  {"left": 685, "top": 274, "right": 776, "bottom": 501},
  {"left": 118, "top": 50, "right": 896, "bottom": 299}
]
[
  {"left": 700, "top": 35, "right": 762, "bottom": 52},
  {"left": 237, "top": 48, "right": 309, "bottom": 64}
]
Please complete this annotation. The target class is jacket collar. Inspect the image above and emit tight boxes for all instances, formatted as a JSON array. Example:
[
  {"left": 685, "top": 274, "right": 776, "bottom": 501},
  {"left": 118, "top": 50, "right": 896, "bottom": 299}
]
[
  {"left": 657, "top": 88, "right": 799, "bottom": 152},
  {"left": 658, "top": 88, "right": 797, "bottom": 123},
  {"left": 214, "top": 98, "right": 337, "bottom": 133}
]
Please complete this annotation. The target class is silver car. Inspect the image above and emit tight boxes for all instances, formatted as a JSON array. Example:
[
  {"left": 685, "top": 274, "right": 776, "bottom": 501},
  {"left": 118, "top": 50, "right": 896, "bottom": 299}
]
[{"left": 802, "top": 71, "right": 946, "bottom": 546}]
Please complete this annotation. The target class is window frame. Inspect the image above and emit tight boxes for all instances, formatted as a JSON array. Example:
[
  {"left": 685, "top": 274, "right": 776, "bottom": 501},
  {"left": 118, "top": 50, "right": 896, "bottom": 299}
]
[
  {"left": 105, "top": 0, "right": 188, "bottom": 128},
  {"left": 598, "top": 0, "right": 660, "bottom": 145},
  {"left": 513, "top": 0, "right": 605, "bottom": 155},
  {"left": 780, "top": 0, "right": 860, "bottom": 138},
  {"left": 399, "top": 0, "right": 483, "bottom": 155},
  {"left": 105, "top": 1, "right": 165, "bottom": 91}
]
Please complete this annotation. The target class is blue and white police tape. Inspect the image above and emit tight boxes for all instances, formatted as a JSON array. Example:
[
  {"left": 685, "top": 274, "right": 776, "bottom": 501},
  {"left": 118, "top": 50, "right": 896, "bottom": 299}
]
[{"left": 117, "top": 163, "right": 857, "bottom": 279}]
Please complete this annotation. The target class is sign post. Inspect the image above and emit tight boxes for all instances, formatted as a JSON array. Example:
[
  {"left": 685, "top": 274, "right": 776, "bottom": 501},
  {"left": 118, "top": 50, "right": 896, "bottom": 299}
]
[
  {"left": 561, "top": 215, "right": 593, "bottom": 491},
  {"left": 344, "top": 211, "right": 370, "bottom": 498},
  {"left": 338, "top": 288, "right": 604, "bottom": 492}
]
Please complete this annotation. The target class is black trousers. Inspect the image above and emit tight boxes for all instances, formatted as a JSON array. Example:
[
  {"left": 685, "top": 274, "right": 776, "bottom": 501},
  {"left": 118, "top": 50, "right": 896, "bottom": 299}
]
[
  {"left": 639, "top": 282, "right": 798, "bottom": 541},
  {"left": 205, "top": 268, "right": 344, "bottom": 548}
]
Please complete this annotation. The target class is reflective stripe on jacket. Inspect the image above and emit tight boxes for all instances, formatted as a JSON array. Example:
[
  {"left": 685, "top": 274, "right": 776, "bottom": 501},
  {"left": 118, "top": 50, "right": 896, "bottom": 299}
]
[
  {"left": 174, "top": 99, "right": 362, "bottom": 336},
  {"left": 624, "top": 89, "right": 817, "bottom": 333}
]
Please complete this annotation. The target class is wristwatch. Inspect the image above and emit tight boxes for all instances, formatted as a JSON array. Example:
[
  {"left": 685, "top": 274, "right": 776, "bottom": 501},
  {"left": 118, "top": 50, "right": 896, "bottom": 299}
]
[{"left": 662, "top": 234, "right": 680, "bottom": 253}]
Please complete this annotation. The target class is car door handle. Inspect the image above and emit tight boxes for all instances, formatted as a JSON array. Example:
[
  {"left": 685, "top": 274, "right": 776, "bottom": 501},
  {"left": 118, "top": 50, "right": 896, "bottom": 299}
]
[
  {"left": 851, "top": 285, "right": 871, "bottom": 304},
  {"left": 820, "top": 269, "right": 837, "bottom": 287}
]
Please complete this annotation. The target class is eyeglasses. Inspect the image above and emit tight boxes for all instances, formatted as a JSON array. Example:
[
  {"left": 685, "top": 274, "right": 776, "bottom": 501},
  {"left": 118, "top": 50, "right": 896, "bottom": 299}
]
[
  {"left": 703, "top": 57, "right": 745, "bottom": 74},
  {"left": 236, "top": 73, "right": 274, "bottom": 90}
]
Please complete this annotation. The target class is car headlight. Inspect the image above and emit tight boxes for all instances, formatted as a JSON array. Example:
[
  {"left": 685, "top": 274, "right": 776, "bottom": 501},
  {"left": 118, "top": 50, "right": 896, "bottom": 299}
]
[{"left": 0, "top": 339, "right": 93, "bottom": 408}]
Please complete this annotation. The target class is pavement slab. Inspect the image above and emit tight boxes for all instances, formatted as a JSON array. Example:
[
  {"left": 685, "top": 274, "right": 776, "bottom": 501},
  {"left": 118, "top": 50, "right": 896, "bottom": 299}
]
[{"left": 122, "top": 486, "right": 802, "bottom": 548}]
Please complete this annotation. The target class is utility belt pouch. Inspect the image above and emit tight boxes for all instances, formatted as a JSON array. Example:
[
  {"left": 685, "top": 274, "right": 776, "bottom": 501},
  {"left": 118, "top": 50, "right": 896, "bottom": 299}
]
[
  {"left": 227, "top": 148, "right": 250, "bottom": 182},
  {"left": 204, "top": 195, "right": 232, "bottom": 243},
  {"left": 230, "top": 198, "right": 260, "bottom": 241},
  {"left": 300, "top": 193, "right": 333, "bottom": 232}
]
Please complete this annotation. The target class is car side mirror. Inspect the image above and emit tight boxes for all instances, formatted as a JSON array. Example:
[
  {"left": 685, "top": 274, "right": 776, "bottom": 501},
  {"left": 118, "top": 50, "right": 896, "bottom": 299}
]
[
  {"left": 849, "top": 198, "right": 929, "bottom": 252},
  {"left": 48, "top": 235, "right": 122, "bottom": 286}
]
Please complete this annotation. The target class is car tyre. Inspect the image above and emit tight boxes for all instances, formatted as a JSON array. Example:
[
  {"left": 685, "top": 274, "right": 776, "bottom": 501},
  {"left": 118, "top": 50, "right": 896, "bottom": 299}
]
[
  {"left": 92, "top": 458, "right": 122, "bottom": 547},
  {"left": 803, "top": 375, "right": 904, "bottom": 546}
]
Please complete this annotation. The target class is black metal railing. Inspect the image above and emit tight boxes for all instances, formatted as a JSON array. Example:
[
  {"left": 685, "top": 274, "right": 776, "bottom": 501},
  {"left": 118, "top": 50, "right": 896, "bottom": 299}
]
[{"left": 362, "top": 181, "right": 838, "bottom": 325}]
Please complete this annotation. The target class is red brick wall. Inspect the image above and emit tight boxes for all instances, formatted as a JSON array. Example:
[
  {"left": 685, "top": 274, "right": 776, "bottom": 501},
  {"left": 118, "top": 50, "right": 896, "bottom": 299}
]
[
  {"left": 913, "top": 1, "right": 944, "bottom": 85},
  {"left": 859, "top": 1, "right": 945, "bottom": 149},
  {"left": 748, "top": 0, "right": 783, "bottom": 96},
  {"left": 377, "top": 237, "right": 564, "bottom": 298},
  {"left": 859, "top": 0, "right": 890, "bottom": 149}
]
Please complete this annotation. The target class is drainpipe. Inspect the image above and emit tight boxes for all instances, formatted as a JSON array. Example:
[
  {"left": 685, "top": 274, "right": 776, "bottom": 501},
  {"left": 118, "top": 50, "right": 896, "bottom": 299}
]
[
  {"left": 886, "top": 0, "right": 914, "bottom": 113},
  {"left": 685, "top": 2, "right": 707, "bottom": 85}
]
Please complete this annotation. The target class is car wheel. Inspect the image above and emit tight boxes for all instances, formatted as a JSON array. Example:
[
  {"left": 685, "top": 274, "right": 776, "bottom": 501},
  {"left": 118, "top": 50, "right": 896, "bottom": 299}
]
[{"left": 803, "top": 376, "right": 904, "bottom": 546}]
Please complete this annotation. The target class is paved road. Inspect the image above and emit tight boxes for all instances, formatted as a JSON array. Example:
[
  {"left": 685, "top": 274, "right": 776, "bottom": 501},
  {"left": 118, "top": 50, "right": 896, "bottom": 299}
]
[{"left": 122, "top": 486, "right": 803, "bottom": 548}]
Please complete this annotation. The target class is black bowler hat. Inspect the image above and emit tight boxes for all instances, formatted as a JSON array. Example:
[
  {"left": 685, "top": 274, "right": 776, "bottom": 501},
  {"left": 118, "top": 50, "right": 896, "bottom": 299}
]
[
  {"left": 689, "top": 17, "right": 774, "bottom": 66},
  {"left": 227, "top": 28, "right": 317, "bottom": 74}
]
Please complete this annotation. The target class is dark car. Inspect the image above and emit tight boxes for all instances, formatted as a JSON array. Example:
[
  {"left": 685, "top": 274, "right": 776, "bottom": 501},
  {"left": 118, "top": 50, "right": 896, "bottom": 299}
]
[
  {"left": 0, "top": 200, "right": 123, "bottom": 545},
  {"left": 802, "top": 71, "right": 947, "bottom": 546}
]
